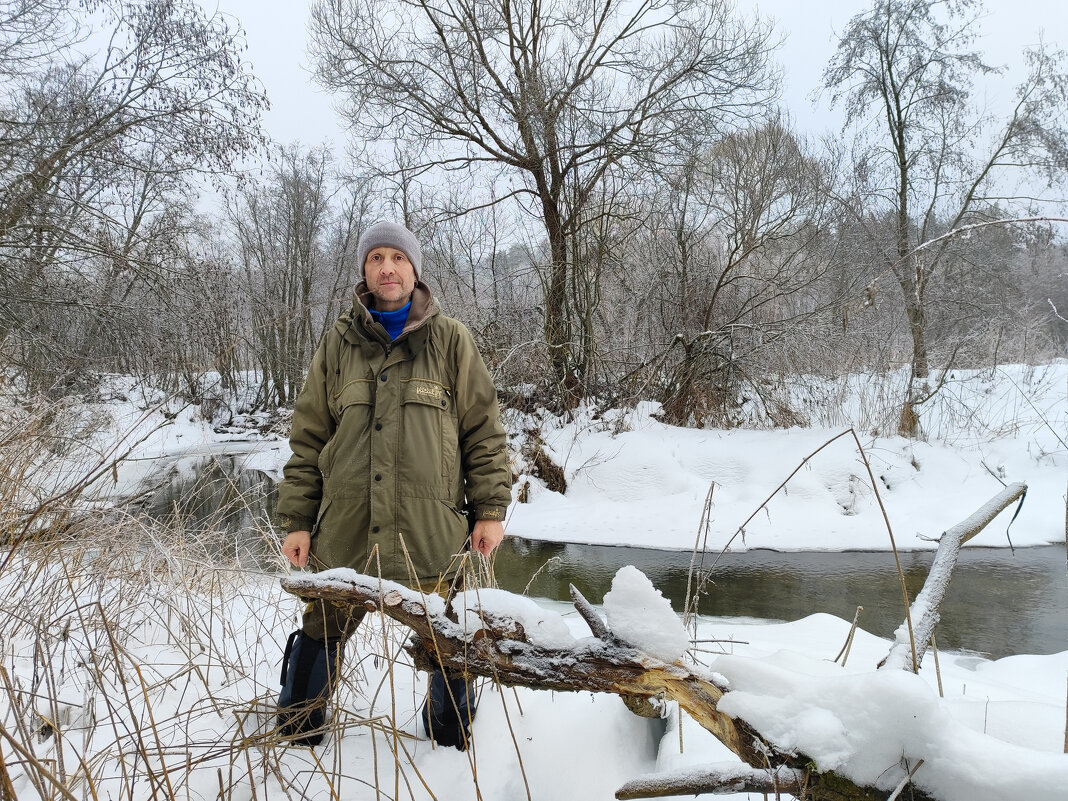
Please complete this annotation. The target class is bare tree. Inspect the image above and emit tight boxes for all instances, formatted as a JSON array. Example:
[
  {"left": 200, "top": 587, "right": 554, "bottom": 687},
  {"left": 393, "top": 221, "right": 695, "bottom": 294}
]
[
  {"left": 227, "top": 145, "right": 373, "bottom": 408},
  {"left": 0, "top": 0, "right": 75, "bottom": 81},
  {"left": 310, "top": 0, "right": 777, "bottom": 404},
  {"left": 631, "top": 118, "right": 839, "bottom": 426},
  {"left": 823, "top": 0, "right": 1068, "bottom": 435},
  {"left": 0, "top": 0, "right": 266, "bottom": 389}
]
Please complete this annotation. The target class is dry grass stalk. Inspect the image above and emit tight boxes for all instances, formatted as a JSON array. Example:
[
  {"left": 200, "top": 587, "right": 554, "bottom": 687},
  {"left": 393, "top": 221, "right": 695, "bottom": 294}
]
[{"left": 0, "top": 401, "right": 540, "bottom": 801}]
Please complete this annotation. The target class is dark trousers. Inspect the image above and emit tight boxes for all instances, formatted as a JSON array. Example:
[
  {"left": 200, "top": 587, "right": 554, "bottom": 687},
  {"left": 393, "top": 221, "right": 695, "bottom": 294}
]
[
  {"left": 275, "top": 600, "right": 365, "bottom": 745},
  {"left": 279, "top": 592, "right": 476, "bottom": 748}
]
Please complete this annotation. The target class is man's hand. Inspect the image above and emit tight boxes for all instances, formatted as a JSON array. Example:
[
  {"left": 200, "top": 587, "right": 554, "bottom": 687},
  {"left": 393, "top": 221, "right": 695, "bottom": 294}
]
[
  {"left": 282, "top": 530, "right": 311, "bottom": 568},
  {"left": 470, "top": 519, "right": 504, "bottom": 556}
]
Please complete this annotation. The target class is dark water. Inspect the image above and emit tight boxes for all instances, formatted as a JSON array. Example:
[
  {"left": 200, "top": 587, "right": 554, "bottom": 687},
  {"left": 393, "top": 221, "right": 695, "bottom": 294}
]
[
  {"left": 137, "top": 453, "right": 278, "bottom": 568},
  {"left": 141, "top": 455, "right": 1067, "bottom": 659},
  {"left": 498, "top": 539, "right": 1068, "bottom": 659}
]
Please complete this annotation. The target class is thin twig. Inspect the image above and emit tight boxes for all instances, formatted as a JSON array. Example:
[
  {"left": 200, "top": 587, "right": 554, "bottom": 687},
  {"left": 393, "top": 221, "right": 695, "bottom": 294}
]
[
  {"left": 886, "top": 758, "right": 925, "bottom": 801},
  {"left": 832, "top": 606, "right": 864, "bottom": 667},
  {"left": 847, "top": 429, "right": 918, "bottom": 672}
]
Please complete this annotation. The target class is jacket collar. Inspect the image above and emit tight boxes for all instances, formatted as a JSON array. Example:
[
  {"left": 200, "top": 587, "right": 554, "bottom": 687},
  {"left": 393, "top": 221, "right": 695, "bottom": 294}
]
[{"left": 338, "top": 281, "right": 438, "bottom": 355}]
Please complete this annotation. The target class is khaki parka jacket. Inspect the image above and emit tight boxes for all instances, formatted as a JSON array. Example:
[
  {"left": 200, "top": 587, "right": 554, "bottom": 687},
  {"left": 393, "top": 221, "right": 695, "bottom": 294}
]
[{"left": 275, "top": 282, "right": 511, "bottom": 583}]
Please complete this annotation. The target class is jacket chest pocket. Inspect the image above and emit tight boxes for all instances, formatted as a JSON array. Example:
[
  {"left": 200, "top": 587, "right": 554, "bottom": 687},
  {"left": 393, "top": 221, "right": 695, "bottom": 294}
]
[
  {"left": 321, "top": 379, "right": 375, "bottom": 479},
  {"left": 401, "top": 380, "right": 456, "bottom": 484}
]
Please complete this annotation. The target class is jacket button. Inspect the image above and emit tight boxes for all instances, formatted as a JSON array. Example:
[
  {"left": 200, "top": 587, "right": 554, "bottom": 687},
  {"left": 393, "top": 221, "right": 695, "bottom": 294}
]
[
  {"left": 374, "top": 474, "right": 382, "bottom": 481},
  {"left": 441, "top": 400, "right": 446, "bottom": 407},
  {"left": 380, "top": 374, "right": 387, "bottom": 382},
  {"left": 372, "top": 526, "right": 380, "bottom": 533},
  {"left": 375, "top": 422, "right": 382, "bottom": 431}
]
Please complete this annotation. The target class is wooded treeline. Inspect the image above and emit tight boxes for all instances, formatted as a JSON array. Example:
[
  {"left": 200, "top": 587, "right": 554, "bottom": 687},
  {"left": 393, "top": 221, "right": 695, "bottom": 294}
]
[{"left": 2, "top": 0, "right": 1066, "bottom": 431}]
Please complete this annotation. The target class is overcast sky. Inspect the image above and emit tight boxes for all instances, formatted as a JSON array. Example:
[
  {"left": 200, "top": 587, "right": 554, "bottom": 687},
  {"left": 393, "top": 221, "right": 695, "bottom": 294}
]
[{"left": 206, "top": 0, "right": 1067, "bottom": 152}]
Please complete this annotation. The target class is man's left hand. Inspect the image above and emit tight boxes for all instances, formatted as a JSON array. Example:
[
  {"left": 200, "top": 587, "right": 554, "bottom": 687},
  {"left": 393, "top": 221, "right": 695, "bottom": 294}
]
[{"left": 470, "top": 519, "right": 504, "bottom": 556}]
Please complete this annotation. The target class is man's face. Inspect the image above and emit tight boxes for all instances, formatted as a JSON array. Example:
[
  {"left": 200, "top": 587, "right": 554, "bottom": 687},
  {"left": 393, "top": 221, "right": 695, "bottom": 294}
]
[{"left": 364, "top": 246, "right": 416, "bottom": 312}]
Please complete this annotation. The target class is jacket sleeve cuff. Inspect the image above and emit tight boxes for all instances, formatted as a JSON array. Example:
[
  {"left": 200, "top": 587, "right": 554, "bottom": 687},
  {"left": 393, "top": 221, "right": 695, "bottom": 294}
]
[
  {"left": 473, "top": 505, "right": 507, "bottom": 522},
  {"left": 277, "top": 514, "right": 315, "bottom": 534}
]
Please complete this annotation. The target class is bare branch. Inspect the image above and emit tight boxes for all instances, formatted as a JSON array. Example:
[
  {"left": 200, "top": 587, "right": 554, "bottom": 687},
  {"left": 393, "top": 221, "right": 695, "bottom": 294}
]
[
  {"left": 615, "top": 763, "right": 807, "bottom": 799},
  {"left": 882, "top": 482, "right": 1027, "bottom": 670}
]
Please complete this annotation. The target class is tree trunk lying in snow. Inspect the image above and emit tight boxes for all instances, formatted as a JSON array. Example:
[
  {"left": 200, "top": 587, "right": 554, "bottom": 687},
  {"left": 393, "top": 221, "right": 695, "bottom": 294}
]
[
  {"left": 280, "top": 573, "right": 930, "bottom": 801},
  {"left": 280, "top": 485, "right": 1028, "bottom": 800}
]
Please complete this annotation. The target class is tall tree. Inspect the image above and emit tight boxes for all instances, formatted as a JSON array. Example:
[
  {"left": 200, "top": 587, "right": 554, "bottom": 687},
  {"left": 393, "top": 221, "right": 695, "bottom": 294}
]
[
  {"left": 823, "top": 0, "right": 1068, "bottom": 435},
  {"left": 0, "top": 0, "right": 267, "bottom": 388},
  {"left": 310, "top": 0, "right": 777, "bottom": 403},
  {"left": 227, "top": 145, "right": 372, "bottom": 408}
]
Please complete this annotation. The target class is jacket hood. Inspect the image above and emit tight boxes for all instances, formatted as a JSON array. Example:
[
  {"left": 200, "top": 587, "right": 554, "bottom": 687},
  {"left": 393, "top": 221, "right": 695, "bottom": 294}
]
[{"left": 337, "top": 281, "right": 438, "bottom": 343}]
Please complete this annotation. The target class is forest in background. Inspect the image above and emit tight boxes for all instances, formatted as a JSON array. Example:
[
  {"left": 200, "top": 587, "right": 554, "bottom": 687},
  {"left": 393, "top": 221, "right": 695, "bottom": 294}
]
[
  {"left": 0, "top": 6, "right": 1065, "bottom": 799},
  {"left": 2, "top": 0, "right": 1066, "bottom": 437}
]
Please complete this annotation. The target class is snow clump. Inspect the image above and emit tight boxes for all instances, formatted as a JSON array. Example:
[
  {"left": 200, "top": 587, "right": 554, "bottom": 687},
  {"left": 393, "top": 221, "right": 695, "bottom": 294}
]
[
  {"left": 452, "top": 588, "right": 577, "bottom": 649},
  {"left": 602, "top": 565, "right": 689, "bottom": 662},
  {"left": 714, "top": 650, "right": 1068, "bottom": 800}
]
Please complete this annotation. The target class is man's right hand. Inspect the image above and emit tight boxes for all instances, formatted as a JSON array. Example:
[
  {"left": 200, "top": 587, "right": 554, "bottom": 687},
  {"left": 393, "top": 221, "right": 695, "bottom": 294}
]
[{"left": 282, "top": 530, "right": 311, "bottom": 568}]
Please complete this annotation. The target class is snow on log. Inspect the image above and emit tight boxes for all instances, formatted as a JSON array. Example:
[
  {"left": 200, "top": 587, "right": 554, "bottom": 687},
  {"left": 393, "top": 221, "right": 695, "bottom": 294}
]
[
  {"left": 282, "top": 568, "right": 761, "bottom": 763},
  {"left": 603, "top": 565, "right": 691, "bottom": 662},
  {"left": 615, "top": 763, "right": 807, "bottom": 799},
  {"left": 882, "top": 482, "right": 1026, "bottom": 671},
  {"left": 281, "top": 567, "right": 945, "bottom": 801}
]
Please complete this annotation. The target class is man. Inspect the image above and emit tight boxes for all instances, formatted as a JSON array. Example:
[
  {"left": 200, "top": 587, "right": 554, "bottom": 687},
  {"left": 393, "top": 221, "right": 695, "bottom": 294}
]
[{"left": 274, "top": 220, "right": 511, "bottom": 748}]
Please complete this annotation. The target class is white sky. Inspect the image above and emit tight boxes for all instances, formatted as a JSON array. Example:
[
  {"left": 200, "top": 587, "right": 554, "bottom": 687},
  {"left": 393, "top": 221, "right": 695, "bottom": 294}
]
[{"left": 205, "top": 0, "right": 1067, "bottom": 149}]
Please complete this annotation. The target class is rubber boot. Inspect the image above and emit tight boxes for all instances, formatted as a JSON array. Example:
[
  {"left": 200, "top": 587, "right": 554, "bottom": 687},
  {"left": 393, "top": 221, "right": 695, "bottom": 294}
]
[
  {"left": 421, "top": 671, "right": 476, "bottom": 750},
  {"left": 276, "top": 630, "right": 342, "bottom": 746}
]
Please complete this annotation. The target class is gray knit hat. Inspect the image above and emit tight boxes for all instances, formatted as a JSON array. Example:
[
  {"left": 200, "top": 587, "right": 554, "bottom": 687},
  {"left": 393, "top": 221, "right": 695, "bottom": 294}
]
[{"left": 356, "top": 221, "right": 423, "bottom": 277}]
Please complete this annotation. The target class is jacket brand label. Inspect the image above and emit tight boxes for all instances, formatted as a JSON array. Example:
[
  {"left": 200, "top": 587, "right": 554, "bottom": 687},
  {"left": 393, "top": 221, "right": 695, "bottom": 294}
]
[{"left": 415, "top": 384, "right": 444, "bottom": 401}]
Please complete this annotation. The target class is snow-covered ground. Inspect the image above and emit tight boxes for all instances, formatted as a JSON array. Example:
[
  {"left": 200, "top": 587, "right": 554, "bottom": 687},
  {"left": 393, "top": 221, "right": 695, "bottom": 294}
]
[
  {"left": 4, "top": 363, "right": 1060, "bottom": 800},
  {"left": 2, "top": 556, "right": 1063, "bottom": 801},
  {"left": 504, "top": 364, "right": 1066, "bottom": 552},
  {"left": 96, "top": 362, "right": 1067, "bottom": 553}
]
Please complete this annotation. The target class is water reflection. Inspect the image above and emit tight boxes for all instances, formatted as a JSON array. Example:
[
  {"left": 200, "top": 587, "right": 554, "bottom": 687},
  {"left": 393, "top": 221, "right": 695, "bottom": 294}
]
[
  {"left": 139, "top": 456, "right": 1067, "bottom": 659},
  {"left": 136, "top": 454, "right": 277, "bottom": 569}
]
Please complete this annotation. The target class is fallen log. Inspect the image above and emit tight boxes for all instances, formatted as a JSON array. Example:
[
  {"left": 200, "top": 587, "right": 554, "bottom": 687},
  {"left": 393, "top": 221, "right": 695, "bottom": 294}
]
[
  {"left": 281, "top": 570, "right": 933, "bottom": 801},
  {"left": 882, "top": 482, "right": 1026, "bottom": 671},
  {"left": 615, "top": 763, "right": 807, "bottom": 799},
  {"left": 282, "top": 571, "right": 760, "bottom": 762}
]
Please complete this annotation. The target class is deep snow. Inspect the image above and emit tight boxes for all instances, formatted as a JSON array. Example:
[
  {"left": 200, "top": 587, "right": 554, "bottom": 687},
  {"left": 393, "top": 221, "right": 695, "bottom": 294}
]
[{"left": 10, "top": 362, "right": 1063, "bottom": 800}]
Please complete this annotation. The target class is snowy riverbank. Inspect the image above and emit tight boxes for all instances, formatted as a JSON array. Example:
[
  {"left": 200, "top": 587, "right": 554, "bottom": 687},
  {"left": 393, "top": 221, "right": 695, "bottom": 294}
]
[
  {"left": 2, "top": 554, "right": 1064, "bottom": 801},
  {"left": 3, "top": 364, "right": 1065, "bottom": 800},
  {"left": 100, "top": 362, "right": 1067, "bottom": 553}
]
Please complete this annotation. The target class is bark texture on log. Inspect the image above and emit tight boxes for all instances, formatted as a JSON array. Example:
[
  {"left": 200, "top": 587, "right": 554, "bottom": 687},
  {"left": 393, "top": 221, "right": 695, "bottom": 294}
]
[{"left": 615, "top": 763, "right": 807, "bottom": 798}]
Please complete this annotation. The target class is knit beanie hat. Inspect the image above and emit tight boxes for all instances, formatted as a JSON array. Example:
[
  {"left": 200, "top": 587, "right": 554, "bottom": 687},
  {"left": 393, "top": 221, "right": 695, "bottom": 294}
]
[{"left": 356, "top": 221, "right": 423, "bottom": 278}]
